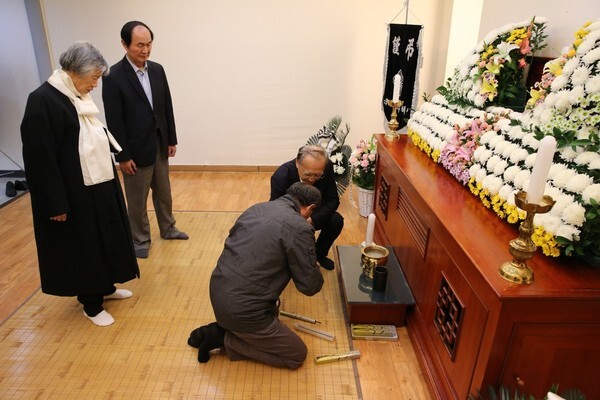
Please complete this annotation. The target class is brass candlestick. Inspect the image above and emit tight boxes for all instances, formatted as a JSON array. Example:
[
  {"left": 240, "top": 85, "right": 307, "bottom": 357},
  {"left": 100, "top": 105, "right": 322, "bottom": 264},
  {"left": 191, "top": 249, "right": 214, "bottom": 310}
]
[
  {"left": 499, "top": 191, "right": 555, "bottom": 285},
  {"left": 385, "top": 99, "right": 403, "bottom": 140}
]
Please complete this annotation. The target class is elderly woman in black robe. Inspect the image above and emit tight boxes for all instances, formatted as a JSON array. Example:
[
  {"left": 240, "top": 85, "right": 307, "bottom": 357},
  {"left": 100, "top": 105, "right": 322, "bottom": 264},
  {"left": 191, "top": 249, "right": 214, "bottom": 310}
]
[{"left": 21, "top": 41, "right": 139, "bottom": 327}]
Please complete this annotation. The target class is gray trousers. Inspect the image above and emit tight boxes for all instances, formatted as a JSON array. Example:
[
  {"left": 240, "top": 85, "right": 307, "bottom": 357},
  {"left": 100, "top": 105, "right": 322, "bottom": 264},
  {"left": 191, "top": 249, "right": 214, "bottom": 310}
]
[
  {"left": 224, "top": 318, "right": 308, "bottom": 369},
  {"left": 122, "top": 139, "right": 175, "bottom": 250}
]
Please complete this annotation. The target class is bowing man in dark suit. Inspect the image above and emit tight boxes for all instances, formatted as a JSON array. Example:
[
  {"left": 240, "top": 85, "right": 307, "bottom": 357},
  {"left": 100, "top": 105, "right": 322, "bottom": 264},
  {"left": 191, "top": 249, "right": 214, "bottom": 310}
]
[
  {"left": 270, "top": 145, "right": 344, "bottom": 270},
  {"left": 103, "top": 21, "right": 188, "bottom": 259}
]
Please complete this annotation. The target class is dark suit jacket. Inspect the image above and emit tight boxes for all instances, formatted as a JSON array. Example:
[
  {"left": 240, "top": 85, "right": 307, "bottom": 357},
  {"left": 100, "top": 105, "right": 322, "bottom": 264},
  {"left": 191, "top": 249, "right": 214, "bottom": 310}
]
[
  {"left": 102, "top": 56, "right": 177, "bottom": 167},
  {"left": 269, "top": 159, "right": 340, "bottom": 230}
]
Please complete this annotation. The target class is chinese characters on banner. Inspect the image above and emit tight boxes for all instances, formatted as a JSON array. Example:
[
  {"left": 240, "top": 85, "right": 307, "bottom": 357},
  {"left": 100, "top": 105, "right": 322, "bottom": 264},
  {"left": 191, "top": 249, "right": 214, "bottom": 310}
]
[{"left": 383, "top": 24, "right": 423, "bottom": 130}]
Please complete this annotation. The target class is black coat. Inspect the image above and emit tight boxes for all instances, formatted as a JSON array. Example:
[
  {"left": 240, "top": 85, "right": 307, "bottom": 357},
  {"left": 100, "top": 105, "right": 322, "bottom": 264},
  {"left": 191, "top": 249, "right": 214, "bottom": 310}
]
[
  {"left": 269, "top": 159, "right": 340, "bottom": 230},
  {"left": 21, "top": 82, "right": 139, "bottom": 296},
  {"left": 102, "top": 57, "right": 177, "bottom": 167}
]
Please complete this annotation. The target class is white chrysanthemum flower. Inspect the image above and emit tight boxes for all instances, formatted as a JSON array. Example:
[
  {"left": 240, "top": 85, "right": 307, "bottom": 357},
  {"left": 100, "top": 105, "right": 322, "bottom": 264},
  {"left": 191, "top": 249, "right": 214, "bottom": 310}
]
[
  {"left": 562, "top": 57, "right": 580, "bottom": 77},
  {"left": 539, "top": 108, "right": 554, "bottom": 124},
  {"left": 544, "top": 186, "right": 563, "bottom": 202},
  {"left": 476, "top": 168, "right": 487, "bottom": 183},
  {"left": 577, "top": 32, "right": 600, "bottom": 55},
  {"left": 582, "top": 46, "right": 600, "bottom": 65},
  {"left": 524, "top": 153, "right": 536, "bottom": 168},
  {"left": 591, "top": 159, "right": 600, "bottom": 170},
  {"left": 479, "top": 130, "right": 496, "bottom": 145},
  {"left": 548, "top": 163, "right": 568, "bottom": 179},
  {"left": 551, "top": 192, "right": 575, "bottom": 216},
  {"left": 588, "top": 21, "right": 600, "bottom": 31},
  {"left": 483, "top": 175, "right": 503, "bottom": 194},
  {"left": 503, "top": 165, "right": 521, "bottom": 183},
  {"left": 499, "top": 184, "right": 514, "bottom": 201},
  {"left": 474, "top": 94, "right": 486, "bottom": 107},
  {"left": 551, "top": 169, "right": 577, "bottom": 189},
  {"left": 551, "top": 74, "right": 569, "bottom": 91},
  {"left": 558, "top": 147, "right": 578, "bottom": 162},
  {"left": 574, "top": 151, "right": 600, "bottom": 166},
  {"left": 469, "top": 164, "right": 481, "bottom": 176},
  {"left": 494, "top": 140, "right": 509, "bottom": 154},
  {"left": 514, "top": 170, "right": 531, "bottom": 189},
  {"left": 554, "top": 91, "right": 572, "bottom": 111},
  {"left": 509, "top": 148, "right": 529, "bottom": 164},
  {"left": 569, "top": 85, "right": 585, "bottom": 104},
  {"left": 535, "top": 214, "right": 562, "bottom": 235},
  {"left": 502, "top": 143, "right": 519, "bottom": 159},
  {"left": 544, "top": 92, "right": 557, "bottom": 108},
  {"left": 582, "top": 184, "right": 600, "bottom": 204},
  {"left": 565, "top": 174, "right": 594, "bottom": 193},
  {"left": 572, "top": 67, "right": 590, "bottom": 86},
  {"left": 488, "top": 135, "right": 503, "bottom": 148},
  {"left": 486, "top": 155, "right": 501, "bottom": 171},
  {"left": 473, "top": 146, "right": 487, "bottom": 162},
  {"left": 478, "top": 149, "right": 493, "bottom": 163},
  {"left": 493, "top": 159, "right": 508, "bottom": 176},
  {"left": 585, "top": 75, "right": 600, "bottom": 94},
  {"left": 561, "top": 202, "right": 587, "bottom": 226},
  {"left": 555, "top": 225, "right": 580, "bottom": 242},
  {"left": 507, "top": 126, "right": 525, "bottom": 139}
]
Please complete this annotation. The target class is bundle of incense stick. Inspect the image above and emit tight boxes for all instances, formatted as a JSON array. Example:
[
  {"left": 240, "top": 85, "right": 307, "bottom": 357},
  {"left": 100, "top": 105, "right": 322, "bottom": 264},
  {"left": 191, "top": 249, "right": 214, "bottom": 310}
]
[
  {"left": 314, "top": 350, "right": 361, "bottom": 364},
  {"left": 280, "top": 310, "right": 321, "bottom": 324},
  {"left": 294, "top": 323, "right": 334, "bottom": 341}
]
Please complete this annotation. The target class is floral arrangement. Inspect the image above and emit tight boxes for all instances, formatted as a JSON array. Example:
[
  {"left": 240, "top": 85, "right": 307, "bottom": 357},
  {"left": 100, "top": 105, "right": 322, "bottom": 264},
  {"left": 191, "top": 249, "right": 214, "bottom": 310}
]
[
  {"left": 349, "top": 136, "right": 377, "bottom": 190},
  {"left": 306, "top": 116, "right": 352, "bottom": 195},
  {"left": 439, "top": 114, "right": 502, "bottom": 185},
  {"left": 407, "top": 19, "right": 600, "bottom": 266},
  {"left": 438, "top": 18, "right": 547, "bottom": 110}
]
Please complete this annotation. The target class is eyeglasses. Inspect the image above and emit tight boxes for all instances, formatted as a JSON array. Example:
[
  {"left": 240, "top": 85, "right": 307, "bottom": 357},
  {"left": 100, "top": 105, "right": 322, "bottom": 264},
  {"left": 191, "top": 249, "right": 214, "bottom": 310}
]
[{"left": 298, "top": 165, "right": 324, "bottom": 180}]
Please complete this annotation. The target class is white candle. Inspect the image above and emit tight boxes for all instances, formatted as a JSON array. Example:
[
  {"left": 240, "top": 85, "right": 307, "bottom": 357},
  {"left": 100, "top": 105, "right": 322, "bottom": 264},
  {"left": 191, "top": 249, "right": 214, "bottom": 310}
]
[
  {"left": 392, "top": 74, "right": 402, "bottom": 102},
  {"left": 527, "top": 136, "right": 557, "bottom": 204},
  {"left": 365, "top": 213, "right": 376, "bottom": 245}
]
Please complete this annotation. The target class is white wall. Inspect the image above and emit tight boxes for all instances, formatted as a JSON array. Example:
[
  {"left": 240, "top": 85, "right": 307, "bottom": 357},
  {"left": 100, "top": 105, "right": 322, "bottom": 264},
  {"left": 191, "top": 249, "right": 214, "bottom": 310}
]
[
  {"left": 0, "top": 0, "right": 40, "bottom": 169},
  {"left": 40, "top": 0, "right": 452, "bottom": 166},
  {"left": 444, "top": 0, "right": 483, "bottom": 80}
]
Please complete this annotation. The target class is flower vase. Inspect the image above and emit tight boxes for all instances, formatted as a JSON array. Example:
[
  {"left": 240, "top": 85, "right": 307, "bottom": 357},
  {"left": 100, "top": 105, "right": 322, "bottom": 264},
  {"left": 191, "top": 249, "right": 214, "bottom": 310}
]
[{"left": 356, "top": 186, "right": 375, "bottom": 217}]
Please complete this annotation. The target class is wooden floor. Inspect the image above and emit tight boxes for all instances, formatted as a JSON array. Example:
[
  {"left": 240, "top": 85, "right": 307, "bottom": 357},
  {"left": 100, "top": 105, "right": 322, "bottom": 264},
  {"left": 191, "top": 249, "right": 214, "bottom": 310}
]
[{"left": 0, "top": 171, "right": 431, "bottom": 400}]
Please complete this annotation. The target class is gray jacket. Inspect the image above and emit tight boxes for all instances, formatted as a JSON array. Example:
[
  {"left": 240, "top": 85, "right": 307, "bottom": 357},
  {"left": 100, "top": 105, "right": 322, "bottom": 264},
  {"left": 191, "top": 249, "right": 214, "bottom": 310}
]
[{"left": 209, "top": 195, "right": 324, "bottom": 332}]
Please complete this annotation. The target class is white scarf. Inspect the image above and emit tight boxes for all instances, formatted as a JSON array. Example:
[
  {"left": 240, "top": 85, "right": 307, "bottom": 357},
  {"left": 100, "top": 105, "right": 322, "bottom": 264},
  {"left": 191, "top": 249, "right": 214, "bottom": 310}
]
[{"left": 48, "top": 69, "right": 122, "bottom": 186}]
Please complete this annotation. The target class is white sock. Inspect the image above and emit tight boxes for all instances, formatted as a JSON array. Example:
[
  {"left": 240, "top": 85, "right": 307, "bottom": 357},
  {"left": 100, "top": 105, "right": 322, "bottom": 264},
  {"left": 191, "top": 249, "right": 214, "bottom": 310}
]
[
  {"left": 84, "top": 310, "right": 115, "bottom": 326},
  {"left": 104, "top": 289, "right": 133, "bottom": 300}
]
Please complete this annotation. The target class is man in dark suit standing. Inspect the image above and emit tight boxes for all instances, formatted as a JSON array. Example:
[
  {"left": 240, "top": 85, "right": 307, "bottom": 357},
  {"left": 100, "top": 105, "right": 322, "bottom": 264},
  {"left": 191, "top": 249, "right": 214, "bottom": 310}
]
[
  {"left": 103, "top": 21, "right": 188, "bottom": 259},
  {"left": 270, "top": 145, "right": 343, "bottom": 270}
]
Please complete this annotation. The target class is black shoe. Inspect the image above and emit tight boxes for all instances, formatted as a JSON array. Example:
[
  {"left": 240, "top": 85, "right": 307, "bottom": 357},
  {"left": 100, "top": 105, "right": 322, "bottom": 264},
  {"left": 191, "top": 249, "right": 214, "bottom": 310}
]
[
  {"left": 5, "top": 182, "right": 16, "bottom": 197},
  {"left": 197, "top": 322, "right": 225, "bottom": 363},
  {"left": 188, "top": 326, "right": 207, "bottom": 348},
  {"left": 318, "top": 257, "right": 335, "bottom": 271},
  {"left": 14, "top": 180, "right": 28, "bottom": 191}
]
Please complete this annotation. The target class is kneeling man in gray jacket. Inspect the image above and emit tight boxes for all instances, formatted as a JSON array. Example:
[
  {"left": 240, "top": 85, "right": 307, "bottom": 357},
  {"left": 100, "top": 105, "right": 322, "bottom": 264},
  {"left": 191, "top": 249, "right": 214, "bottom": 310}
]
[{"left": 188, "top": 182, "right": 324, "bottom": 369}]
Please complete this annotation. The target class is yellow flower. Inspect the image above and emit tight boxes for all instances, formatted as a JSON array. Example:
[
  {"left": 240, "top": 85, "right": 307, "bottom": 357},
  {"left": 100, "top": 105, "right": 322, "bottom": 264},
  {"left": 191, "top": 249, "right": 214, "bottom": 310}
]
[
  {"left": 432, "top": 149, "right": 440, "bottom": 162},
  {"left": 567, "top": 48, "right": 576, "bottom": 58},
  {"left": 573, "top": 38, "right": 583, "bottom": 48},
  {"left": 546, "top": 59, "right": 563, "bottom": 75},
  {"left": 486, "top": 63, "right": 502, "bottom": 75}
]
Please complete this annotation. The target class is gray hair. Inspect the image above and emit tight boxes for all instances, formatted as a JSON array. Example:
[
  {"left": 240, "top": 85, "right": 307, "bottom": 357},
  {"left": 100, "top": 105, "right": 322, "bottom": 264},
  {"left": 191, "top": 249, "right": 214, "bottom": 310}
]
[
  {"left": 59, "top": 41, "right": 109, "bottom": 77},
  {"left": 286, "top": 182, "right": 322, "bottom": 207},
  {"left": 296, "top": 145, "right": 327, "bottom": 163}
]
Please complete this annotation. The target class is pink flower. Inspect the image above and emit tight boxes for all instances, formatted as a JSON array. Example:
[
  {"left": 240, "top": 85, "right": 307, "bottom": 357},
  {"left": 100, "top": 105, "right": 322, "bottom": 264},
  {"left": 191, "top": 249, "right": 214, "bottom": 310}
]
[
  {"left": 520, "top": 24, "right": 532, "bottom": 55},
  {"left": 361, "top": 160, "right": 369, "bottom": 168}
]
